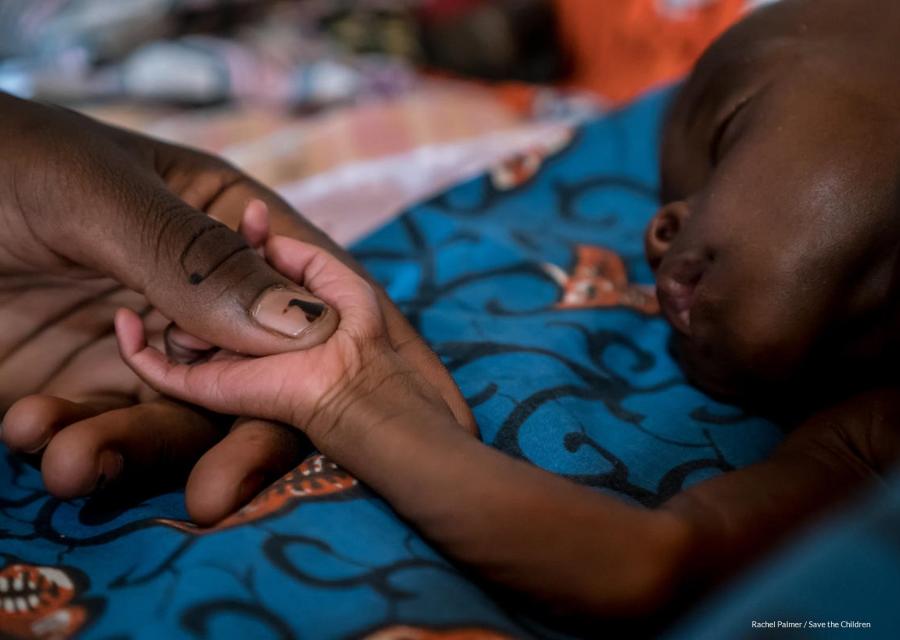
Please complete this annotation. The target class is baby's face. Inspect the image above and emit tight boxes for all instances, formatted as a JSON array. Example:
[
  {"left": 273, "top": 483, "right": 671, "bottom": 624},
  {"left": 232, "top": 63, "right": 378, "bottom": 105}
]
[{"left": 648, "top": 0, "right": 900, "bottom": 400}]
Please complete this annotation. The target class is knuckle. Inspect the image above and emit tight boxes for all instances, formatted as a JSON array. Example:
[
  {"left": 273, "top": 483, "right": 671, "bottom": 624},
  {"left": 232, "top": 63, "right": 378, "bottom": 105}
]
[{"left": 164, "top": 147, "right": 246, "bottom": 213}]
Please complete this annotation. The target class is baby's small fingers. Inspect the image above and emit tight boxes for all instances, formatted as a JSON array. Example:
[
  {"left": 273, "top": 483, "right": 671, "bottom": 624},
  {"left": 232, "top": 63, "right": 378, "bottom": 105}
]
[
  {"left": 239, "top": 199, "right": 270, "bottom": 252},
  {"left": 2, "top": 395, "right": 99, "bottom": 455},
  {"left": 117, "top": 308, "right": 204, "bottom": 400},
  {"left": 265, "top": 236, "right": 383, "bottom": 340},
  {"left": 116, "top": 308, "right": 281, "bottom": 420},
  {"left": 185, "top": 418, "right": 312, "bottom": 526},
  {"left": 265, "top": 236, "right": 361, "bottom": 296},
  {"left": 165, "top": 323, "right": 216, "bottom": 364},
  {"left": 40, "top": 399, "right": 222, "bottom": 499}
]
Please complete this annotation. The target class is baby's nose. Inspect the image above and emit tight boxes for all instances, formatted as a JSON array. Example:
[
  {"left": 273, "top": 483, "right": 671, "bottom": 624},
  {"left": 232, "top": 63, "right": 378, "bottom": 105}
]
[{"left": 645, "top": 201, "right": 690, "bottom": 270}]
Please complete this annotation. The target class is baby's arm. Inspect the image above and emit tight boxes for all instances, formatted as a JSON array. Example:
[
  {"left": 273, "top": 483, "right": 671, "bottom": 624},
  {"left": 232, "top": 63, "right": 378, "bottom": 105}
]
[
  {"left": 114, "top": 236, "right": 900, "bottom": 616},
  {"left": 247, "top": 379, "right": 898, "bottom": 616}
]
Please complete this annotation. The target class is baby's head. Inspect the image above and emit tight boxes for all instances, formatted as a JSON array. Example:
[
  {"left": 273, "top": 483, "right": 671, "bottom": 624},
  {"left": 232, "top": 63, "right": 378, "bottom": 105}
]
[{"left": 647, "top": 0, "right": 900, "bottom": 401}]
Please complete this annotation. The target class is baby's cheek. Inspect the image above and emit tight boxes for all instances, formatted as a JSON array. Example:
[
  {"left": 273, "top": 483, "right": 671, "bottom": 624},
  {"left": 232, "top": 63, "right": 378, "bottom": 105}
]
[{"left": 725, "top": 297, "right": 823, "bottom": 381}]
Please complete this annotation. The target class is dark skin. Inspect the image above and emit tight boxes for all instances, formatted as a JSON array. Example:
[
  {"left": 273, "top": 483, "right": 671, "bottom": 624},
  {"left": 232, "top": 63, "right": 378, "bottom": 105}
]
[
  {"left": 121, "top": 0, "right": 900, "bottom": 618},
  {"left": 0, "top": 93, "right": 475, "bottom": 525},
  {"left": 648, "top": 0, "right": 900, "bottom": 399},
  {"left": 17, "top": 0, "right": 900, "bottom": 618},
  {"left": 118, "top": 234, "right": 899, "bottom": 619}
]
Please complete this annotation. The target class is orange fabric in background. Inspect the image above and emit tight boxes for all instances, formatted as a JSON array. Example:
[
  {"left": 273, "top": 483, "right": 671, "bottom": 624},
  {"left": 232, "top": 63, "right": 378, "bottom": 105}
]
[{"left": 554, "top": 0, "right": 750, "bottom": 104}]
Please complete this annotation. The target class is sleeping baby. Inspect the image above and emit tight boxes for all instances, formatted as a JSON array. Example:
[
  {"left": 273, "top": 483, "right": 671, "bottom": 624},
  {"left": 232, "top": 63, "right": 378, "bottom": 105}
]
[{"left": 7, "top": 0, "right": 900, "bottom": 620}]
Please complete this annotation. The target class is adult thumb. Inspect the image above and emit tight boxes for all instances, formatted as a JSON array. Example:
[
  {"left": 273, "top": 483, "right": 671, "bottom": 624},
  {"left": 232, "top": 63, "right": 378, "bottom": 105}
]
[{"left": 100, "top": 187, "right": 337, "bottom": 355}]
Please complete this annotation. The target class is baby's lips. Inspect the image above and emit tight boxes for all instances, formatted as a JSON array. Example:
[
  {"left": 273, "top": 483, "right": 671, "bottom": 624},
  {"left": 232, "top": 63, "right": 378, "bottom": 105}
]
[
  {"left": 656, "top": 251, "right": 710, "bottom": 336},
  {"left": 251, "top": 286, "right": 329, "bottom": 338},
  {"left": 657, "top": 275, "right": 696, "bottom": 335}
]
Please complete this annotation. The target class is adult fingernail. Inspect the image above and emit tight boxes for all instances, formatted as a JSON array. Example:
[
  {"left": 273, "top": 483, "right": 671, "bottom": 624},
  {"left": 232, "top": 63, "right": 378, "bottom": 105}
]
[
  {"left": 96, "top": 451, "right": 124, "bottom": 490},
  {"left": 252, "top": 286, "right": 328, "bottom": 338}
]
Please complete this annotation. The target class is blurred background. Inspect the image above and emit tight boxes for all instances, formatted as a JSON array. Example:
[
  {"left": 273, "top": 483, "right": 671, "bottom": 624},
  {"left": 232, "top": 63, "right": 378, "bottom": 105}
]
[{"left": 0, "top": 0, "right": 763, "bottom": 243}]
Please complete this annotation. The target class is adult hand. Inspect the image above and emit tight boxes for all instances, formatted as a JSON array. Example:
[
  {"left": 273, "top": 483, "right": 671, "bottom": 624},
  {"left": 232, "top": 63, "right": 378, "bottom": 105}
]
[
  {"left": 0, "top": 92, "right": 473, "bottom": 431},
  {"left": 0, "top": 93, "right": 473, "bottom": 524},
  {"left": 0, "top": 199, "right": 314, "bottom": 525},
  {"left": 0, "top": 92, "right": 336, "bottom": 356}
]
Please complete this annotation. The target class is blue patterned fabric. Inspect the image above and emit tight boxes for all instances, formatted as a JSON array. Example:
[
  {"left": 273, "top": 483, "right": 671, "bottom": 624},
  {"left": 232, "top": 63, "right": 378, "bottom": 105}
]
[{"left": 0, "top": 88, "right": 791, "bottom": 639}]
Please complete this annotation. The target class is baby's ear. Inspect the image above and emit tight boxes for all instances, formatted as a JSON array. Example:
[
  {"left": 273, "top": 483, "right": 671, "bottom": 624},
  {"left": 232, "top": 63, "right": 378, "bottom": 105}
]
[{"left": 645, "top": 201, "right": 690, "bottom": 270}]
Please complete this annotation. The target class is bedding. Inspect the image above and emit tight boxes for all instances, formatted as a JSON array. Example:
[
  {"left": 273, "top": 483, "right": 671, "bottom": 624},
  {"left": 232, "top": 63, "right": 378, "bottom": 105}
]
[
  {"left": 1, "top": 87, "right": 790, "bottom": 639},
  {"left": 5, "top": 2, "right": 896, "bottom": 637}
]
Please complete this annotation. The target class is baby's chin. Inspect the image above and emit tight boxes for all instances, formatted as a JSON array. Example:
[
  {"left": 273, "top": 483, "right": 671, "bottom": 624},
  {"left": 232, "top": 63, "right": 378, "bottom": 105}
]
[
  {"left": 670, "top": 335, "right": 748, "bottom": 400},
  {"left": 669, "top": 332, "right": 807, "bottom": 409},
  {"left": 671, "top": 331, "right": 882, "bottom": 420}
]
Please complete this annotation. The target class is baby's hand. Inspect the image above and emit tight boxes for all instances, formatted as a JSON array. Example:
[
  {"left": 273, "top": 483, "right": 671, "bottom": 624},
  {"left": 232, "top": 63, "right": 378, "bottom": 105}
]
[{"left": 115, "top": 236, "right": 456, "bottom": 450}]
